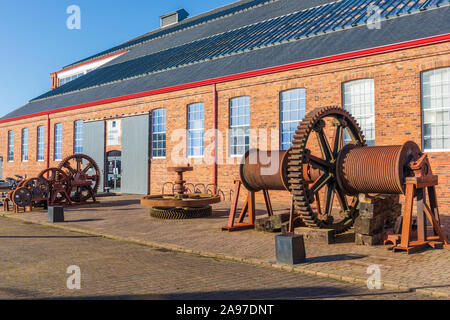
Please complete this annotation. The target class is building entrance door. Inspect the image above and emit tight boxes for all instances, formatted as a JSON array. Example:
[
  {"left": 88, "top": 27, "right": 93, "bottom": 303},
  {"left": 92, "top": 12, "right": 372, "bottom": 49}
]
[{"left": 106, "top": 151, "right": 121, "bottom": 192}]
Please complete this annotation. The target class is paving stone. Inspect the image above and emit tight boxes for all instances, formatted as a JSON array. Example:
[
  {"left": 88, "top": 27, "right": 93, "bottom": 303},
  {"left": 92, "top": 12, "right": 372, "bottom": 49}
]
[
  {"left": 0, "top": 218, "right": 437, "bottom": 300},
  {"left": 1, "top": 195, "right": 449, "bottom": 299}
]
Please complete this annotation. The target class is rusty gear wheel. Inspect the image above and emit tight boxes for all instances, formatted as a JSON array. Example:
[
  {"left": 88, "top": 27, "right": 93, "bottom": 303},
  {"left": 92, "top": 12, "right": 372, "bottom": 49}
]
[
  {"left": 22, "top": 177, "right": 50, "bottom": 199},
  {"left": 288, "top": 106, "right": 366, "bottom": 234},
  {"left": 150, "top": 206, "right": 213, "bottom": 220},
  {"left": 58, "top": 154, "right": 100, "bottom": 203},
  {"left": 12, "top": 187, "right": 32, "bottom": 208}
]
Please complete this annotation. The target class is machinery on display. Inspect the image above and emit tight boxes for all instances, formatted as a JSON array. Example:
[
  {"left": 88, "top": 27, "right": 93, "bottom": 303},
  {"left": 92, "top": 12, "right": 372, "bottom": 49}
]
[
  {"left": 141, "top": 166, "right": 221, "bottom": 219},
  {"left": 224, "top": 106, "right": 449, "bottom": 253},
  {"left": 3, "top": 154, "right": 100, "bottom": 213}
]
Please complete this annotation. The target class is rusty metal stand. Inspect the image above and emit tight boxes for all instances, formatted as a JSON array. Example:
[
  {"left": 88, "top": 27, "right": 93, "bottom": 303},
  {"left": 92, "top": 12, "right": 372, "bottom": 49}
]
[
  {"left": 390, "top": 155, "right": 449, "bottom": 254},
  {"left": 50, "top": 184, "right": 73, "bottom": 207},
  {"left": 222, "top": 180, "right": 274, "bottom": 232}
]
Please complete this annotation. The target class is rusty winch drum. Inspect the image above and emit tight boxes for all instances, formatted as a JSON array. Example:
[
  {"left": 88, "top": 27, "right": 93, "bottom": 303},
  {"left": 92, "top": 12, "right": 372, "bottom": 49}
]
[
  {"left": 239, "top": 149, "right": 290, "bottom": 192},
  {"left": 336, "top": 141, "right": 422, "bottom": 195}
]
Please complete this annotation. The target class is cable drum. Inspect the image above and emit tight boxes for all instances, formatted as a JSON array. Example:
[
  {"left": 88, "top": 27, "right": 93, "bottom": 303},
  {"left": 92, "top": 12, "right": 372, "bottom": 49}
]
[
  {"left": 336, "top": 141, "right": 422, "bottom": 195},
  {"left": 240, "top": 149, "right": 290, "bottom": 192}
]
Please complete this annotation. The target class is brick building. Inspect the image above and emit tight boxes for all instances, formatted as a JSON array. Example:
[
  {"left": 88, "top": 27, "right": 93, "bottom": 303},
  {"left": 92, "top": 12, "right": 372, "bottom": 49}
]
[{"left": 1, "top": 0, "right": 450, "bottom": 209}]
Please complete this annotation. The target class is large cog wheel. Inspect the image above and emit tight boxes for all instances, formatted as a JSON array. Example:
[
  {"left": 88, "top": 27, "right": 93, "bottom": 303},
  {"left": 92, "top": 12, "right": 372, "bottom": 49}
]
[{"left": 288, "top": 106, "right": 366, "bottom": 234}]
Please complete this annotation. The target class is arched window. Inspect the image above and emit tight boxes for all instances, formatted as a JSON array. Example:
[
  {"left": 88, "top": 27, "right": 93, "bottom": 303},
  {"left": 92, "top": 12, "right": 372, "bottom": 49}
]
[
  {"left": 280, "top": 89, "right": 306, "bottom": 150},
  {"left": 343, "top": 79, "right": 375, "bottom": 146},
  {"left": 422, "top": 67, "right": 450, "bottom": 151}
]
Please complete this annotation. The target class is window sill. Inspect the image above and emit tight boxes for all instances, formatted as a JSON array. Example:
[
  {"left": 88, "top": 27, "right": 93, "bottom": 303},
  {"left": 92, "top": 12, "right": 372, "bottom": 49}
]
[
  {"left": 152, "top": 157, "right": 167, "bottom": 160},
  {"left": 423, "top": 149, "right": 450, "bottom": 153}
]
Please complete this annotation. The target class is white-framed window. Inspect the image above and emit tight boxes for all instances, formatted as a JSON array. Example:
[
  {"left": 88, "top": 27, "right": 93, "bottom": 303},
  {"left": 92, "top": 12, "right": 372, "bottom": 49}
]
[
  {"left": 422, "top": 67, "right": 450, "bottom": 151},
  {"left": 37, "top": 126, "right": 45, "bottom": 162},
  {"left": 54, "top": 123, "right": 63, "bottom": 161},
  {"left": 152, "top": 109, "right": 166, "bottom": 158},
  {"left": 21, "top": 128, "right": 28, "bottom": 162},
  {"left": 343, "top": 79, "right": 375, "bottom": 146},
  {"left": 7, "top": 131, "right": 14, "bottom": 162},
  {"left": 107, "top": 120, "right": 122, "bottom": 146},
  {"left": 187, "top": 103, "right": 205, "bottom": 158},
  {"left": 230, "top": 96, "right": 250, "bottom": 157},
  {"left": 59, "top": 72, "right": 88, "bottom": 86},
  {"left": 74, "top": 120, "right": 83, "bottom": 153},
  {"left": 280, "top": 89, "right": 306, "bottom": 151}
]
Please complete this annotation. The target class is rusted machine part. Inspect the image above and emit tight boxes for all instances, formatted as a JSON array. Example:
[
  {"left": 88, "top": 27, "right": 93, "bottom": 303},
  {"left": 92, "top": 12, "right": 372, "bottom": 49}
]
[
  {"left": 288, "top": 106, "right": 366, "bottom": 234},
  {"left": 58, "top": 154, "right": 100, "bottom": 203},
  {"left": 168, "top": 166, "right": 193, "bottom": 195},
  {"left": 239, "top": 149, "right": 320, "bottom": 189},
  {"left": 141, "top": 194, "right": 221, "bottom": 208},
  {"left": 240, "top": 149, "right": 290, "bottom": 192},
  {"left": 12, "top": 187, "right": 32, "bottom": 208},
  {"left": 22, "top": 177, "right": 51, "bottom": 200},
  {"left": 38, "top": 168, "right": 71, "bottom": 193},
  {"left": 38, "top": 167, "right": 72, "bottom": 206},
  {"left": 142, "top": 166, "right": 221, "bottom": 220},
  {"left": 336, "top": 142, "right": 422, "bottom": 195},
  {"left": 150, "top": 206, "right": 213, "bottom": 220}
]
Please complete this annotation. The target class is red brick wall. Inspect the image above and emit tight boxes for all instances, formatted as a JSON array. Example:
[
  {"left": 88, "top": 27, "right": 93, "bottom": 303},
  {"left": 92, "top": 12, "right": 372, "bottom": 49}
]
[{"left": 1, "top": 42, "right": 449, "bottom": 211}]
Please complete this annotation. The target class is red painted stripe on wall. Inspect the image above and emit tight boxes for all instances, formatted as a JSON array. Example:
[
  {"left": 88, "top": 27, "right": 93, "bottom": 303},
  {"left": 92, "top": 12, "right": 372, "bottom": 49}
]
[{"left": 1, "top": 33, "right": 449, "bottom": 125}]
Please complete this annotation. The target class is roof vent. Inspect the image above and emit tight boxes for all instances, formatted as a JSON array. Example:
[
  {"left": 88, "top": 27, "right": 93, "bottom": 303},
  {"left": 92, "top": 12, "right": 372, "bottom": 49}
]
[{"left": 160, "top": 9, "right": 189, "bottom": 28}]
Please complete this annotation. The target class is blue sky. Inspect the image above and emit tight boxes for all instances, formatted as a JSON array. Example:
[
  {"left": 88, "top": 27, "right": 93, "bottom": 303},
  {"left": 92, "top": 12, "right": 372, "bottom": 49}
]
[{"left": 0, "top": 0, "right": 236, "bottom": 117}]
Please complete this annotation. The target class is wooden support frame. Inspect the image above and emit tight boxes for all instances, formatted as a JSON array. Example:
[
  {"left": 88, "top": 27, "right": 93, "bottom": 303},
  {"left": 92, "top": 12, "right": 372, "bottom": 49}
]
[{"left": 222, "top": 180, "right": 274, "bottom": 232}]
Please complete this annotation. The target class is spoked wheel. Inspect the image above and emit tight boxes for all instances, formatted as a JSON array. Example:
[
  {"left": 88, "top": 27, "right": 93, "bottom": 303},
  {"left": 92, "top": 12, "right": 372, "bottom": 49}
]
[
  {"left": 38, "top": 168, "right": 71, "bottom": 204},
  {"left": 12, "top": 188, "right": 32, "bottom": 208},
  {"left": 288, "top": 106, "right": 366, "bottom": 234},
  {"left": 58, "top": 154, "right": 100, "bottom": 203},
  {"left": 23, "top": 178, "right": 50, "bottom": 199}
]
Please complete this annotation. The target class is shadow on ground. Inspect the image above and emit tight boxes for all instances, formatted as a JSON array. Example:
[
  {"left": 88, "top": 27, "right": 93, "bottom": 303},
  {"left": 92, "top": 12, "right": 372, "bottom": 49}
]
[
  {"left": 305, "top": 253, "right": 366, "bottom": 264},
  {"left": 0, "top": 235, "right": 97, "bottom": 239},
  {"left": 37, "top": 286, "right": 414, "bottom": 300}
]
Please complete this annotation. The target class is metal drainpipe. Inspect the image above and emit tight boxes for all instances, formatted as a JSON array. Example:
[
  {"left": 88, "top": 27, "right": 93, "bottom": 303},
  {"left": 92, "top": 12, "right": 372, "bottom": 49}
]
[
  {"left": 46, "top": 114, "right": 50, "bottom": 169},
  {"left": 212, "top": 84, "right": 218, "bottom": 194}
]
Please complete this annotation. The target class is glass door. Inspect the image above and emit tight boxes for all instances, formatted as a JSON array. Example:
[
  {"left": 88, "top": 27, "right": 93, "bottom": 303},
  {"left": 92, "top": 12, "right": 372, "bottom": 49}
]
[{"left": 106, "top": 151, "right": 121, "bottom": 192}]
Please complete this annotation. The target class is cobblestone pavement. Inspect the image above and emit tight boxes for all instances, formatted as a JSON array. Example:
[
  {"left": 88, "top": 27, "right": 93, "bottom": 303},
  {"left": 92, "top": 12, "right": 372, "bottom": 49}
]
[
  {"left": 0, "top": 218, "right": 437, "bottom": 300},
  {"left": 2, "top": 195, "right": 449, "bottom": 298}
]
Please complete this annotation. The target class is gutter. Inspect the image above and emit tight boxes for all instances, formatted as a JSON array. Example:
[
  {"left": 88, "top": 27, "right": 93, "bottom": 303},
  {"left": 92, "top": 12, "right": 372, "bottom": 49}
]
[
  {"left": 46, "top": 114, "right": 50, "bottom": 170},
  {"left": 0, "top": 33, "right": 449, "bottom": 125},
  {"left": 212, "top": 84, "right": 218, "bottom": 194}
]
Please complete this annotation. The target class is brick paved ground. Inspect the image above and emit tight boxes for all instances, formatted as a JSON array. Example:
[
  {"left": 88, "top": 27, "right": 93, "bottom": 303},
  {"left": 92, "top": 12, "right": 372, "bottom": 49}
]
[
  {"left": 2, "top": 195, "right": 449, "bottom": 298},
  {"left": 0, "top": 217, "right": 437, "bottom": 300}
]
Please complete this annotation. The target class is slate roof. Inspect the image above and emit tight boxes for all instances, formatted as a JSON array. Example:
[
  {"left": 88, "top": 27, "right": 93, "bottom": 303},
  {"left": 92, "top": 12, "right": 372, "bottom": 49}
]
[{"left": 2, "top": 0, "right": 450, "bottom": 121}]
